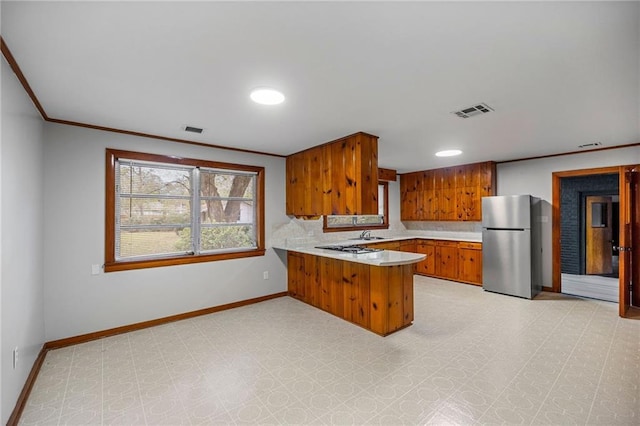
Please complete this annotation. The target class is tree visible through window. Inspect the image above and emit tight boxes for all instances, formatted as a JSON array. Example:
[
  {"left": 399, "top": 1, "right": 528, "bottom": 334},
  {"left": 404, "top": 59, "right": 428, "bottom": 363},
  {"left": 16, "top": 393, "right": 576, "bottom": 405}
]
[
  {"left": 105, "top": 149, "right": 265, "bottom": 272},
  {"left": 323, "top": 182, "right": 389, "bottom": 232}
]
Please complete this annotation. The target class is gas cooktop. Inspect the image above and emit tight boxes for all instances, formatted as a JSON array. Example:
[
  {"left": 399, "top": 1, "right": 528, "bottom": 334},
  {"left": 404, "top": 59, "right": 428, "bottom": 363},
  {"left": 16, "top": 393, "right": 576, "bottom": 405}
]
[{"left": 314, "top": 245, "right": 383, "bottom": 254}]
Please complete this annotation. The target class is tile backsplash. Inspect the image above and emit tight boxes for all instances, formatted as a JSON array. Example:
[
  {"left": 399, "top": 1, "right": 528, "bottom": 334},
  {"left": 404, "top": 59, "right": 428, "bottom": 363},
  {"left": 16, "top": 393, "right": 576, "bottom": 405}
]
[
  {"left": 271, "top": 217, "right": 481, "bottom": 247},
  {"left": 403, "top": 221, "right": 482, "bottom": 233}
]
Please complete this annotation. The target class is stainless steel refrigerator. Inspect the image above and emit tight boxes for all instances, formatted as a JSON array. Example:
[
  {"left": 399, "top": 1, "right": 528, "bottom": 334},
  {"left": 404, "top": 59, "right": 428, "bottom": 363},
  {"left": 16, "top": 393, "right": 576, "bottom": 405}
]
[{"left": 482, "top": 195, "right": 542, "bottom": 299}]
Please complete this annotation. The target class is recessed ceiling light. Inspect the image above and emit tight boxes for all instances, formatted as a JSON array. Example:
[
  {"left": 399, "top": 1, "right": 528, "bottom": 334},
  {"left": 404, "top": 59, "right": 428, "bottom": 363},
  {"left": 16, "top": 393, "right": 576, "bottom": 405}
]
[
  {"left": 250, "top": 88, "right": 285, "bottom": 105},
  {"left": 435, "top": 149, "right": 463, "bottom": 157}
]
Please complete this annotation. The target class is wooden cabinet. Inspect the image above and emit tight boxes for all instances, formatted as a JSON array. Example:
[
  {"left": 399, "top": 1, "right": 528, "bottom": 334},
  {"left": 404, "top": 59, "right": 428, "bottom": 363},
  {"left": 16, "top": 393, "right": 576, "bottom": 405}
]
[
  {"left": 287, "top": 251, "right": 413, "bottom": 336},
  {"left": 415, "top": 240, "right": 435, "bottom": 275},
  {"left": 286, "top": 132, "right": 379, "bottom": 217},
  {"left": 457, "top": 242, "right": 483, "bottom": 285},
  {"left": 287, "top": 251, "right": 306, "bottom": 300},
  {"left": 363, "top": 240, "right": 401, "bottom": 251},
  {"left": 407, "top": 239, "right": 483, "bottom": 285},
  {"left": 378, "top": 168, "right": 397, "bottom": 182},
  {"left": 400, "top": 161, "right": 495, "bottom": 221},
  {"left": 331, "top": 237, "right": 482, "bottom": 286},
  {"left": 435, "top": 241, "right": 459, "bottom": 280},
  {"left": 399, "top": 239, "right": 417, "bottom": 253}
]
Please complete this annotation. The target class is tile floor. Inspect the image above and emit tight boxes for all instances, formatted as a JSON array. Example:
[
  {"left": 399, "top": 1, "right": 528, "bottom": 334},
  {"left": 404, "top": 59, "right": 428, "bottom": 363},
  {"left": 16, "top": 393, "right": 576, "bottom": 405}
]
[{"left": 19, "top": 276, "right": 640, "bottom": 425}]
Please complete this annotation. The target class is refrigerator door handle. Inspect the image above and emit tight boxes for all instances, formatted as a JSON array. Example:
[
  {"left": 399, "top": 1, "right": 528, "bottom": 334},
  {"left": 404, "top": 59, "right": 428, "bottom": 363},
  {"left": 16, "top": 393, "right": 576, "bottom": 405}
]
[{"left": 485, "top": 227, "right": 526, "bottom": 231}]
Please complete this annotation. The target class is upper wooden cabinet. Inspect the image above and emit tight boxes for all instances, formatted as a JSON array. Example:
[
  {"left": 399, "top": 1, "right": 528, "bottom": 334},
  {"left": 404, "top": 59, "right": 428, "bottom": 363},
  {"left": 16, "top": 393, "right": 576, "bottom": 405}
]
[
  {"left": 286, "top": 132, "right": 379, "bottom": 217},
  {"left": 378, "top": 168, "right": 397, "bottom": 182},
  {"left": 400, "top": 161, "right": 496, "bottom": 221}
]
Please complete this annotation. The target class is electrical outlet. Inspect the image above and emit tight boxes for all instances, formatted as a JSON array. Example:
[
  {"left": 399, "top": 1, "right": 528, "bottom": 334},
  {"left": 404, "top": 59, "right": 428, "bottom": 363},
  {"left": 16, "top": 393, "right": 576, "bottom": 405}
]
[
  {"left": 263, "top": 271, "right": 269, "bottom": 280},
  {"left": 91, "top": 264, "right": 101, "bottom": 275},
  {"left": 13, "top": 347, "right": 18, "bottom": 369}
]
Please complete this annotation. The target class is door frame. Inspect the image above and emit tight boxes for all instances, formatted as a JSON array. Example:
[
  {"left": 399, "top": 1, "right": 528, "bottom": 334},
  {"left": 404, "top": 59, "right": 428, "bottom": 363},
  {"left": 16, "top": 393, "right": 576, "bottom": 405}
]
[{"left": 551, "top": 166, "right": 620, "bottom": 293}]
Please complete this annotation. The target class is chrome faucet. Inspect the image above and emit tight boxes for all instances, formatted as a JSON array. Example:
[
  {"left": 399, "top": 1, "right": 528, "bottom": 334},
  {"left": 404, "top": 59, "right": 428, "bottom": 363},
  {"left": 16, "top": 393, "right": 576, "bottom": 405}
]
[{"left": 360, "top": 230, "right": 371, "bottom": 240}]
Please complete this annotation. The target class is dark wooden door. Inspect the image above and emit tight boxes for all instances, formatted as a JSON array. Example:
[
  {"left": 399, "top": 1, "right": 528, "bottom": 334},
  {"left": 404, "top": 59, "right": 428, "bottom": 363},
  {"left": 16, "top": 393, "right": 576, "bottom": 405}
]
[
  {"left": 586, "top": 195, "right": 613, "bottom": 275},
  {"left": 619, "top": 166, "right": 640, "bottom": 317}
]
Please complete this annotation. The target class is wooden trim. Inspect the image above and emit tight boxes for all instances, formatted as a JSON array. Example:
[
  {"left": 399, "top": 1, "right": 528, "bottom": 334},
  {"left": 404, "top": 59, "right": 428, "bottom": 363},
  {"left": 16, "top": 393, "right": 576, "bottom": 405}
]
[
  {"left": 49, "top": 118, "right": 285, "bottom": 158},
  {"left": 45, "top": 292, "right": 287, "bottom": 350},
  {"left": 8, "top": 291, "right": 285, "bottom": 424},
  {"left": 0, "top": 37, "right": 285, "bottom": 159},
  {"left": 542, "top": 286, "right": 554, "bottom": 292},
  {"left": 1, "top": 37, "right": 49, "bottom": 120},
  {"left": 106, "top": 148, "right": 267, "bottom": 173},
  {"left": 552, "top": 172, "right": 561, "bottom": 293},
  {"left": 497, "top": 143, "right": 640, "bottom": 165},
  {"left": 104, "top": 249, "right": 266, "bottom": 272},
  {"left": 105, "top": 148, "right": 266, "bottom": 272},
  {"left": 6, "top": 346, "right": 48, "bottom": 426},
  {"left": 3, "top": 36, "right": 638, "bottom": 164},
  {"left": 551, "top": 165, "right": 623, "bottom": 294}
]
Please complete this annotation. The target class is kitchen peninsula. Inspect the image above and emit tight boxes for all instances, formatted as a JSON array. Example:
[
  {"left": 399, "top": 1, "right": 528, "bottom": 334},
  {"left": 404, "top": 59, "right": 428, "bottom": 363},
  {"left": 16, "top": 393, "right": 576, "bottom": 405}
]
[{"left": 277, "top": 243, "right": 425, "bottom": 336}]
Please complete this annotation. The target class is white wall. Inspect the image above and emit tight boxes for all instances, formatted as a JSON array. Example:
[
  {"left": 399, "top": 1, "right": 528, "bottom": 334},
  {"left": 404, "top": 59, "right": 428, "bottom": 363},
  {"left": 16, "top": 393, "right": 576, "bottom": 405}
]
[
  {"left": 1, "top": 58, "right": 46, "bottom": 423},
  {"left": 497, "top": 146, "right": 640, "bottom": 287},
  {"left": 43, "top": 123, "right": 288, "bottom": 341}
]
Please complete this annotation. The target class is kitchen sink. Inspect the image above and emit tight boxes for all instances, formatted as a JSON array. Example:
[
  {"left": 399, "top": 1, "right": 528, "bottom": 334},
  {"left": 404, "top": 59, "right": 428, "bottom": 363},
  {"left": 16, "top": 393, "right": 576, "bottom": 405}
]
[{"left": 348, "top": 236, "right": 385, "bottom": 241}]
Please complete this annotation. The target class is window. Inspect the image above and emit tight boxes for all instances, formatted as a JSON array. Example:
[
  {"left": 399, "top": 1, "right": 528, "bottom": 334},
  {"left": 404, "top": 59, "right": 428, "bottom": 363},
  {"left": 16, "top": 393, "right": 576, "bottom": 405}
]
[
  {"left": 105, "top": 149, "right": 265, "bottom": 272},
  {"left": 323, "top": 182, "right": 389, "bottom": 232}
]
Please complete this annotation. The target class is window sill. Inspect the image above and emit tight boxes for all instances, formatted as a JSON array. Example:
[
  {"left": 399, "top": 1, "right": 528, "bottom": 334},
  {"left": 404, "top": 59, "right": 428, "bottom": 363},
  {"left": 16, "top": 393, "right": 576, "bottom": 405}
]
[
  {"left": 104, "top": 248, "right": 266, "bottom": 272},
  {"left": 322, "top": 224, "right": 389, "bottom": 233}
]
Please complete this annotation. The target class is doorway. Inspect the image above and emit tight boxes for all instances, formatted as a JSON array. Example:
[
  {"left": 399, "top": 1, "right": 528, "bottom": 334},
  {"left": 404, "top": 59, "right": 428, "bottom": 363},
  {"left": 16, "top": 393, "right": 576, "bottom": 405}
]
[
  {"left": 552, "top": 165, "right": 640, "bottom": 318},
  {"left": 558, "top": 174, "right": 619, "bottom": 302}
]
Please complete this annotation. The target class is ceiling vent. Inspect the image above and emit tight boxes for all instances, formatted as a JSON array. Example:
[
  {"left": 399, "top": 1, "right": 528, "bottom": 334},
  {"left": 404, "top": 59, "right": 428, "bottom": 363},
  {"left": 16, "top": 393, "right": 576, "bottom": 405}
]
[
  {"left": 578, "top": 142, "right": 603, "bottom": 149},
  {"left": 452, "top": 103, "right": 494, "bottom": 119},
  {"left": 184, "top": 125, "right": 203, "bottom": 134}
]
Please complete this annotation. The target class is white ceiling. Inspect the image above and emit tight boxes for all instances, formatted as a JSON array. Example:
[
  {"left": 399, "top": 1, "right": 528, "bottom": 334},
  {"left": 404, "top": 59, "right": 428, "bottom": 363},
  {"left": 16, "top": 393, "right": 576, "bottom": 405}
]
[{"left": 2, "top": 1, "right": 639, "bottom": 172}]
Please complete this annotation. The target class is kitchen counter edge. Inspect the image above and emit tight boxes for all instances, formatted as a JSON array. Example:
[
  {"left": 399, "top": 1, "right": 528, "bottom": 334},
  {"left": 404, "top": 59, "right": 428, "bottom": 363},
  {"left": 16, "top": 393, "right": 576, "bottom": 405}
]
[{"left": 273, "top": 245, "right": 425, "bottom": 267}]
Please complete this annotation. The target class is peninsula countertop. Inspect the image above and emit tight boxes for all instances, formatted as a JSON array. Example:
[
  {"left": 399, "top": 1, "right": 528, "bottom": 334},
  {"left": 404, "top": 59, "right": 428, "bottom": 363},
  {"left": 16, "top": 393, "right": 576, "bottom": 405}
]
[{"left": 273, "top": 243, "right": 425, "bottom": 267}]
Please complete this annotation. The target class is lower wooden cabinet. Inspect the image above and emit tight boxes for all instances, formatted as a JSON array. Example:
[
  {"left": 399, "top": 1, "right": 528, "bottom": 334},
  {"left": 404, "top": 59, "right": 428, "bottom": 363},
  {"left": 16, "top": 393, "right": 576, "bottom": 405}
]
[
  {"left": 435, "top": 241, "right": 459, "bottom": 280},
  {"left": 287, "top": 251, "right": 414, "bottom": 336},
  {"left": 364, "top": 241, "right": 401, "bottom": 251},
  {"left": 364, "top": 238, "right": 483, "bottom": 286},
  {"left": 398, "top": 240, "right": 417, "bottom": 253},
  {"left": 457, "top": 242, "right": 483, "bottom": 285},
  {"left": 303, "top": 239, "right": 484, "bottom": 291},
  {"left": 415, "top": 241, "right": 435, "bottom": 275}
]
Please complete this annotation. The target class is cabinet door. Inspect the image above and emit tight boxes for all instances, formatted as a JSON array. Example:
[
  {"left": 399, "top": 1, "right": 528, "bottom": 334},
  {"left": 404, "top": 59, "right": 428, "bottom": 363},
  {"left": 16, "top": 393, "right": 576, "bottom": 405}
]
[
  {"left": 342, "top": 261, "right": 370, "bottom": 328},
  {"left": 330, "top": 139, "right": 349, "bottom": 215},
  {"left": 479, "top": 162, "right": 496, "bottom": 197},
  {"left": 436, "top": 243, "right": 458, "bottom": 280},
  {"left": 304, "top": 148, "right": 324, "bottom": 215},
  {"left": 439, "top": 188, "right": 457, "bottom": 221},
  {"left": 458, "top": 243, "right": 483, "bottom": 285},
  {"left": 365, "top": 241, "right": 400, "bottom": 251},
  {"left": 285, "top": 154, "right": 305, "bottom": 216},
  {"left": 303, "top": 254, "right": 320, "bottom": 307},
  {"left": 287, "top": 252, "right": 306, "bottom": 299},
  {"left": 400, "top": 173, "right": 419, "bottom": 220},
  {"left": 401, "top": 190, "right": 418, "bottom": 221},
  {"left": 399, "top": 239, "right": 417, "bottom": 253},
  {"left": 456, "top": 186, "right": 480, "bottom": 221},
  {"left": 416, "top": 242, "right": 435, "bottom": 275}
]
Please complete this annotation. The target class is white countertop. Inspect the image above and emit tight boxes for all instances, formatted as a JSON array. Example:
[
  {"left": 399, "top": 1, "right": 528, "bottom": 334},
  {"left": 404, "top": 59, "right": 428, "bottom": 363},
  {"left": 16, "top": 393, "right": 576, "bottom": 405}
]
[
  {"left": 272, "top": 231, "right": 482, "bottom": 266},
  {"left": 274, "top": 244, "right": 425, "bottom": 267},
  {"left": 335, "top": 233, "right": 481, "bottom": 245}
]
